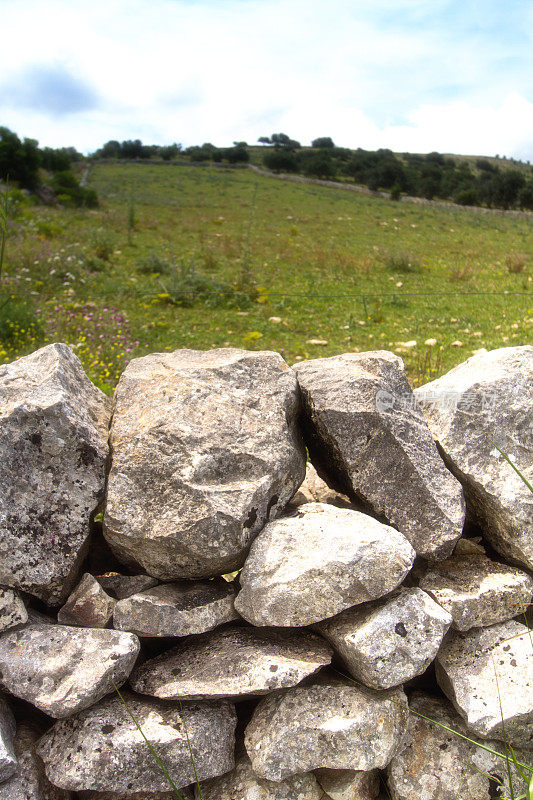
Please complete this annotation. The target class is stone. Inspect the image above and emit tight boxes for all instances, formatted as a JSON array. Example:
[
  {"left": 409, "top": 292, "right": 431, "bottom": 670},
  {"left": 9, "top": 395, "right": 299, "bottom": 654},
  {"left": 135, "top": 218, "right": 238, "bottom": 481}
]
[
  {"left": 0, "top": 621, "right": 140, "bottom": 718},
  {"left": 316, "top": 588, "right": 452, "bottom": 690},
  {"left": 414, "top": 346, "right": 533, "bottom": 570},
  {"left": 294, "top": 352, "right": 465, "bottom": 561},
  {"left": 79, "top": 792, "right": 192, "bottom": 800},
  {"left": 387, "top": 693, "right": 531, "bottom": 800},
  {"left": 113, "top": 579, "right": 239, "bottom": 637},
  {"left": 315, "top": 768, "right": 380, "bottom": 800},
  {"left": 131, "top": 623, "right": 332, "bottom": 700},
  {"left": 96, "top": 573, "right": 159, "bottom": 600},
  {"left": 419, "top": 553, "right": 533, "bottom": 631},
  {"left": 290, "top": 462, "right": 352, "bottom": 509},
  {"left": 198, "top": 751, "right": 324, "bottom": 800},
  {"left": 0, "top": 343, "right": 111, "bottom": 605},
  {"left": 57, "top": 573, "right": 116, "bottom": 628},
  {"left": 0, "top": 696, "right": 16, "bottom": 782},
  {"left": 0, "top": 589, "right": 27, "bottom": 633},
  {"left": 36, "top": 693, "right": 236, "bottom": 792},
  {"left": 244, "top": 677, "right": 408, "bottom": 781},
  {"left": 0, "top": 723, "right": 72, "bottom": 799},
  {"left": 435, "top": 620, "right": 533, "bottom": 747},
  {"left": 103, "top": 348, "right": 306, "bottom": 579},
  {"left": 235, "top": 503, "right": 415, "bottom": 627}
]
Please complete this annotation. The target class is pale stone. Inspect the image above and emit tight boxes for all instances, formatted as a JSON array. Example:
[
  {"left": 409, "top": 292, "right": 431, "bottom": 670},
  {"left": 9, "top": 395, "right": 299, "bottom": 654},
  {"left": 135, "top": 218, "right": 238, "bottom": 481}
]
[
  {"left": 235, "top": 503, "right": 415, "bottom": 627},
  {"left": 387, "top": 693, "right": 532, "bottom": 800},
  {"left": 294, "top": 352, "right": 465, "bottom": 561},
  {"left": 315, "top": 768, "right": 380, "bottom": 800},
  {"left": 435, "top": 620, "right": 533, "bottom": 747},
  {"left": 0, "top": 696, "right": 16, "bottom": 782},
  {"left": 415, "top": 346, "right": 533, "bottom": 570},
  {"left": 79, "top": 791, "right": 192, "bottom": 800},
  {"left": 57, "top": 573, "right": 116, "bottom": 628},
  {"left": 290, "top": 462, "right": 351, "bottom": 509},
  {"left": 131, "top": 624, "right": 332, "bottom": 700},
  {"left": 316, "top": 588, "right": 452, "bottom": 689},
  {"left": 419, "top": 553, "right": 533, "bottom": 630},
  {"left": 0, "top": 589, "right": 27, "bottom": 633},
  {"left": 36, "top": 693, "right": 236, "bottom": 792},
  {"left": 245, "top": 677, "right": 408, "bottom": 781},
  {"left": 0, "top": 722, "right": 72, "bottom": 799},
  {"left": 0, "top": 344, "right": 111, "bottom": 605},
  {"left": 96, "top": 573, "right": 159, "bottom": 600},
  {"left": 113, "top": 579, "right": 238, "bottom": 637},
  {"left": 0, "top": 621, "right": 140, "bottom": 718},
  {"left": 103, "top": 348, "right": 306, "bottom": 579}
]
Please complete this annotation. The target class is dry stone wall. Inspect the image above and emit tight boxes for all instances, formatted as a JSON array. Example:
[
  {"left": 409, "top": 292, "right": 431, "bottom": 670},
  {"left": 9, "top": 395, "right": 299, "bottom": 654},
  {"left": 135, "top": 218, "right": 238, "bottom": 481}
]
[{"left": 0, "top": 342, "right": 532, "bottom": 800}]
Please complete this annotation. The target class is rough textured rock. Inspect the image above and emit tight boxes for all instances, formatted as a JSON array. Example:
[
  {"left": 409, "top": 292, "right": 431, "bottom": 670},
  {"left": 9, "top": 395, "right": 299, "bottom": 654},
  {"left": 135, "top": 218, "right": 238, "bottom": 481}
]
[
  {"left": 0, "top": 723, "right": 71, "bottom": 799},
  {"left": 199, "top": 752, "right": 324, "bottom": 800},
  {"left": 294, "top": 352, "right": 465, "bottom": 560},
  {"left": 37, "top": 693, "right": 236, "bottom": 792},
  {"left": 0, "top": 621, "right": 140, "bottom": 718},
  {"left": 245, "top": 677, "right": 408, "bottom": 781},
  {"left": 235, "top": 503, "right": 415, "bottom": 627},
  {"left": 414, "top": 346, "right": 533, "bottom": 570},
  {"left": 290, "top": 462, "right": 351, "bottom": 509},
  {"left": 0, "top": 695, "right": 16, "bottom": 782},
  {"left": 57, "top": 573, "right": 116, "bottom": 628},
  {"left": 316, "top": 588, "right": 452, "bottom": 690},
  {"left": 96, "top": 573, "right": 159, "bottom": 600},
  {"left": 131, "top": 623, "right": 332, "bottom": 700},
  {"left": 0, "top": 344, "right": 111, "bottom": 605},
  {"left": 387, "top": 693, "right": 531, "bottom": 800},
  {"left": 435, "top": 620, "right": 533, "bottom": 747},
  {"left": 80, "top": 792, "right": 192, "bottom": 800},
  {"left": 103, "top": 348, "right": 306, "bottom": 579},
  {"left": 315, "top": 768, "right": 380, "bottom": 800},
  {"left": 419, "top": 553, "right": 533, "bottom": 630},
  {"left": 113, "top": 579, "right": 239, "bottom": 637},
  {"left": 0, "top": 589, "right": 27, "bottom": 633}
]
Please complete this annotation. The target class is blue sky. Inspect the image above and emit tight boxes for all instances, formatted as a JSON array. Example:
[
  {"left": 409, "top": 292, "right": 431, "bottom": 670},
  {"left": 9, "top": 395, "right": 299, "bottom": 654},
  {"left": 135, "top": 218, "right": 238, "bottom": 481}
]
[{"left": 1, "top": 0, "right": 532, "bottom": 159}]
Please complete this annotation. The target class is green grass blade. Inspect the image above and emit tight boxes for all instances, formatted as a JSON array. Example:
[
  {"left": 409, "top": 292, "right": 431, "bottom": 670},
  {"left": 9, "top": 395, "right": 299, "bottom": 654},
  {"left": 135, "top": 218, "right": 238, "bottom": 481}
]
[
  {"left": 490, "top": 439, "right": 533, "bottom": 493},
  {"left": 178, "top": 700, "right": 204, "bottom": 800}
]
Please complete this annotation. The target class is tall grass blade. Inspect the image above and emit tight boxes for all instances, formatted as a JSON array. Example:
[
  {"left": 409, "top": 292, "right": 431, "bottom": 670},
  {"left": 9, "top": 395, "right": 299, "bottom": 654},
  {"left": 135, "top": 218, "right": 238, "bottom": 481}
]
[{"left": 490, "top": 439, "right": 533, "bottom": 493}]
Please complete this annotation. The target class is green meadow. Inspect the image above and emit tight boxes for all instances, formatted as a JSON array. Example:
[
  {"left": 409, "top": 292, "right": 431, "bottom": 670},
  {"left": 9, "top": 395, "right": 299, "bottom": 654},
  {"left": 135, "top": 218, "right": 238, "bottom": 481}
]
[{"left": 1, "top": 161, "right": 531, "bottom": 393}]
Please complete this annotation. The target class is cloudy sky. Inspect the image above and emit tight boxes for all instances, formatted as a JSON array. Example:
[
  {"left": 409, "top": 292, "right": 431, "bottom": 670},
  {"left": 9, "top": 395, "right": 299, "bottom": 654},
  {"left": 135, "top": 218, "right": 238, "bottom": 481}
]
[{"left": 1, "top": 0, "right": 532, "bottom": 159}]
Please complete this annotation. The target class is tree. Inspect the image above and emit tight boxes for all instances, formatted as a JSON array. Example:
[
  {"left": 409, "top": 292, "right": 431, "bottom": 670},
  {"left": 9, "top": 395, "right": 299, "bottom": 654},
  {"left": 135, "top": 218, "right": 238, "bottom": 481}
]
[
  {"left": 0, "top": 127, "right": 40, "bottom": 190},
  {"left": 270, "top": 133, "right": 301, "bottom": 151},
  {"left": 311, "top": 137, "right": 335, "bottom": 149},
  {"left": 262, "top": 150, "right": 299, "bottom": 173}
]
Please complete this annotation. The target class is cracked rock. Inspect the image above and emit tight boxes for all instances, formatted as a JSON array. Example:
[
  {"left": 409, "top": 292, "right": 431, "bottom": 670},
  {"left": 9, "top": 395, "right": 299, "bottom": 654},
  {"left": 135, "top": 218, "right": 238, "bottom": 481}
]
[
  {"left": 103, "top": 348, "right": 306, "bottom": 579},
  {"left": 0, "top": 589, "right": 27, "bottom": 633},
  {"left": 0, "top": 695, "right": 16, "bottom": 782},
  {"left": 131, "top": 623, "right": 332, "bottom": 700},
  {"left": 235, "top": 503, "right": 415, "bottom": 627},
  {"left": 113, "top": 579, "right": 239, "bottom": 637},
  {"left": 0, "top": 621, "right": 140, "bottom": 718},
  {"left": 316, "top": 588, "right": 452, "bottom": 689},
  {"left": 414, "top": 345, "right": 533, "bottom": 570},
  {"left": 0, "top": 722, "right": 72, "bottom": 799},
  {"left": 290, "top": 462, "right": 352, "bottom": 509},
  {"left": 294, "top": 352, "right": 465, "bottom": 560},
  {"left": 0, "top": 343, "right": 111, "bottom": 605},
  {"left": 36, "top": 693, "right": 236, "bottom": 792},
  {"left": 57, "top": 573, "right": 116, "bottom": 628},
  {"left": 96, "top": 573, "right": 159, "bottom": 600},
  {"left": 79, "top": 792, "right": 192, "bottom": 800},
  {"left": 315, "top": 768, "right": 380, "bottom": 800}
]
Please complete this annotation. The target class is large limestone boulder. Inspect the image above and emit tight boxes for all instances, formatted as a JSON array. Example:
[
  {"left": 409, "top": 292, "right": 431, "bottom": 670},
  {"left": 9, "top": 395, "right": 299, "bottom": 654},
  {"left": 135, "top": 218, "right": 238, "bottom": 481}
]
[
  {"left": 0, "top": 722, "right": 72, "bottom": 799},
  {"left": 0, "top": 695, "right": 16, "bottom": 782},
  {"left": 435, "top": 620, "right": 533, "bottom": 748},
  {"left": 131, "top": 623, "right": 332, "bottom": 700},
  {"left": 0, "top": 344, "right": 111, "bottom": 605},
  {"left": 316, "top": 588, "right": 452, "bottom": 689},
  {"left": 0, "top": 589, "right": 27, "bottom": 633},
  {"left": 244, "top": 677, "right": 408, "bottom": 781},
  {"left": 36, "top": 693, "right": 236, "bottom": 792},
  {"left": 235, "top": 503, "right": 415, "bottom": 627},
  {"left": 293, "top": 352, "right": 465, "bottom": 560},
  {"left": 57, "top": 573, "right": 116, "bottom": 628},
  {"left": 414, "top": 346, "right": 533, "bottom": 570},
  {"left": 0, "top": 621, "right": 140, "bottom": 718},
  {"left": 103, "top": 348, "right": 306, "bottom": 579}
]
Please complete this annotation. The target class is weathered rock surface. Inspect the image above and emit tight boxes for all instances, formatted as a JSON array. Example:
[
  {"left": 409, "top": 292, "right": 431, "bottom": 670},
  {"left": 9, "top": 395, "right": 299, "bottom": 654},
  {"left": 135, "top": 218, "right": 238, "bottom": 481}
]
[
  {"left": 0, "top": 589, "right": 27, "bottom": 633},
  {"left": 419, "top": 553, "right": 533, "bottom": 630},
  {"left": 199, "top": 752, "right": 324, "bottom": 800},
  {"left": 113, "top": 579, "right": 239, "bottom": 637},
  {"left": 244, "top": 677, "right": 408, "bottom": 781},
  {"left": 294, "top": 352, "right": 465, "bottom": 560},
  {"left": 96, "top": 573, "right": 159, "bottom": 600},
  {"left": 131, "top": 624, "right": 332, "bottom": 700},
  {"left": 387, "top": 693, "right": 531, "bottom": 800},
  {"left": 0, "top": 696, "right": 16, "bottom": 782},
  {"left": 57, "top": 573, "right": 116, "bottom": 628},
  {"left": 103, "top": 348, "right": 306, "bottom": 579},
  {"left": 0, "top": 344, "right": 111, "bottom": 605},
  {"left": 435, "top": 620, "right": 533, "bottom": 747},
  {"left": 80, "top": 791, "right": 192, "bottom": 800},
  {"left": 0, "top": 621, "right": 140, "bottom": 718},
  {"left": 37, "top": 693, "right": 236, "bottom": 792},
  {"left": 290, "top": 462, "right": 352, "bottom": 509},
  {"left": 315, "top": 768, "right": 380, "bottom": 800},
  {"left": 317, "top": 588, "right": 452, "bottom": 689},
  {"left": 235, "top": 503, "right": 415, "bottom": 627},
  {"left": 0, "top": 723, "right": 71, "bottom": 799},
  {"left": 414, "top": 346, "right": 533, "bottom": 570}
]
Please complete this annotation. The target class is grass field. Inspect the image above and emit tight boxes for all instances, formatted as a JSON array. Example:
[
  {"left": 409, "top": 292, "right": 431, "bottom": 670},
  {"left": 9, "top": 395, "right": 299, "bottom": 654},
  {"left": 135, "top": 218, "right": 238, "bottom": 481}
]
[{"left": 1, "top": 161, "right": 531, "bottom": 393}]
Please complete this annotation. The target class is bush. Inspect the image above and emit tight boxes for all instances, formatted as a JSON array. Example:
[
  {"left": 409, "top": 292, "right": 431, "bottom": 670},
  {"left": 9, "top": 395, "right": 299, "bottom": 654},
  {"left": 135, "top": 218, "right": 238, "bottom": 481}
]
[
  {"left": 136, "top": 250, "right": 171, "bottom": 275},
  {"left": 263, "top": 151, "right": 300, "bottom": 173},
  {"left": 159, "top": 261, "right": 251, "bottom": 308},
  {"left": 384, "top": 251, "right": 422, "bottom": 274}
]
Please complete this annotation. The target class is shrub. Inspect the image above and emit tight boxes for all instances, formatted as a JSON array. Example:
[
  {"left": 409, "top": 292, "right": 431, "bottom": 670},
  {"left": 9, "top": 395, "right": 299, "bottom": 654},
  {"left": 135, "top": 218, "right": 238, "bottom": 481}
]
[
  {"left": 136, "top": 250, "right": 171, "bottom": 275},
  {"left": 91, "top": 228, "right": 115, "bottom": 261},
  {"left": 159, "top": 260, "right": 251, "bottom": 308},
  {"left": 505, "top": 252, "right": 527, "bottom": 274},
  {"left": 384, "top": 251, "right": 422, "bottom": 274}
]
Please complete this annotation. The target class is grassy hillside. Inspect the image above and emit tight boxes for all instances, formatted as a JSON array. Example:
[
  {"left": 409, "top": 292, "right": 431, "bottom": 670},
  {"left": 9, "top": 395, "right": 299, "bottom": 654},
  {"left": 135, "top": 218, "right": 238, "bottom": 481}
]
[{"left": 1, "top": 161, "right": 531, "bottom": 393}]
